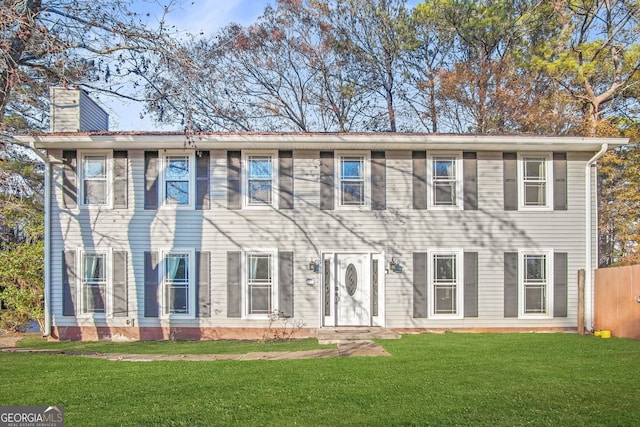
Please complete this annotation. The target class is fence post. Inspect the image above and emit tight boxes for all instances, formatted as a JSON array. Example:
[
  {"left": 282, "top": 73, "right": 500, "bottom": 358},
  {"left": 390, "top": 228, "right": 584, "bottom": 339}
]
[{"left": 578, "top": 269, "right": 585, "bottom": 335}]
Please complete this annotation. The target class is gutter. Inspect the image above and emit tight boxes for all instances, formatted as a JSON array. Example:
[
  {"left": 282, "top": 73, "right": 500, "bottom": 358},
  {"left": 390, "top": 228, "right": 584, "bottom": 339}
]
[
  {"left": 584, "top": 143, "right": 608, "bottom": 333},
  {"left": 28, "top": 141, "right": 51, "bottom": 337}
]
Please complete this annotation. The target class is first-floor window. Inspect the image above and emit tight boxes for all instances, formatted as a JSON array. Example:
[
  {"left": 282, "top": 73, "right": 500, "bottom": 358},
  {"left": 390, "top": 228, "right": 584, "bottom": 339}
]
[
  {"left": 163, "top": 252, "right": 191, "bottom": 315},
  {"left": 429, "top": 250, "right": 463, "bottom": 318},
  {"left": 433, "top": 253, "right": 458, "bottom": 315},
  {"left": 522, "top": 252, "right": 549, "bottom": 315},
  {"left": 81, "top": 252, "right": 107, "bottom": 314},
  {"left": 247, "top": 252, "right": 273, "bottom": 315}
]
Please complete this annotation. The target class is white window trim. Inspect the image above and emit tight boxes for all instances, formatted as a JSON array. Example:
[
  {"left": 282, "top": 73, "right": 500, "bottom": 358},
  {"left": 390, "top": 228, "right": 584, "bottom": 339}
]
[
  {"left": 76, "top": 248, "right": 112, "bottom": 318},
  {"left": 242, "top": 248, "right": 279, "bottom": 319},
  {"left": 428, "top": 249, "right": 464, "bottom": 319},
  {"left": 242, "top": 151, "right": 279, "bottom": 209},
  {"left": 159, "top": 248, "right": 196, "bottom": 319},
  {"left": 518, "top": 152, "right": 553, "bottom": 211},
  {"left": 335, "top": 151, "right": 370, "bottom": 210},
  {"left": 78, "top": 150, "right": 113, "bottom": 208},
  {"left": 427, "top": 152, "right": 463, "bottom": 210},
  {"left": 160, "top": 150, "right": 196, "bottom": 209},
  {"left": 518, "top": 249, "right": 554, "bottom": 319}
]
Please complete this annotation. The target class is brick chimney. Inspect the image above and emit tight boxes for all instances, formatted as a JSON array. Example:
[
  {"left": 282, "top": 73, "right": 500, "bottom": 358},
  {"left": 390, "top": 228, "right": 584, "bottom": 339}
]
[{"left": 49, "top": 87, "right": 109, "bottom": 133}]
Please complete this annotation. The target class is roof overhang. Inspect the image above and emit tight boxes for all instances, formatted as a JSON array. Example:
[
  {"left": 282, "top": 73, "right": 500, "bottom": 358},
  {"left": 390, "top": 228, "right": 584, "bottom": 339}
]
[{"left": 13, "top": 132, "right": 629, "bottom": 152}]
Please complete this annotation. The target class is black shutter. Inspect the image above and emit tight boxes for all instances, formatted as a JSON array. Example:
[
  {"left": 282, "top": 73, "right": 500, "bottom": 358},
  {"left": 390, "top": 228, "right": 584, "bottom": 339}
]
[
  {"left": 278, "top": 251, "right": 294, "bottom": 318},
  {"left": 227, "top": 151, "right": 241, "bottom": 210},
  {"left": 196, "top": 151, "right": 211, "bottom": 210},
  {"left": 413, "top": 252, "right": 428, "bottom": 318},
  {"left": 113, "top": 151, "right": 128, "bottom": 209},
  {"left": 279, "top": 151, "right": 294, "bottom": 209},
  {"left": 464, "top": 252, "right": 478, "bottom": 317},
  {"left": 503, "top": 152, "right": 518, "bottom": 211},
  {"left": 112, "top": 251, "right": 128, "bottom": 317},
  {"left": 197, "top": 251, "right": 211, "bottom": 317},
  {"left": 504, "top": 252, "right": 518, "bottom": 317},
  {"left": 62, "top": 250, "right": 77, "bottom": 316},
  {"left": 320, "top": 151, "right": 334, "bottom": 210},
  {"left": 463, "top": 152, "right": 478, "bottom": 210},
  {"left": 412, "top": 151, "right": 427, "bottom": 210},
  {"left": 144, "top": 151, "right": 159, "bottom": 210},
  {"left": 144, "top": 251, "right": 159, "bottom": 317},
  {"left": 227, "top": 251, "right": 242, "bottom": 317},
  {"left": 553, "top": 152, "right": 568, "bottom": 211},
  {"left": 371, "top": 151, "right": 386, "bottom": 210},
  {"left": 62, "top": 150, "right": 77, "bottom": 209},
  {"left": 554, "top": 252, "right": 568, "bottom": 317}
]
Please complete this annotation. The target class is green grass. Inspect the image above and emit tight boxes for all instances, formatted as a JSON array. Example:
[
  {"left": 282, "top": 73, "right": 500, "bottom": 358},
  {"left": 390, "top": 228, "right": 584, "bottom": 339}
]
[
  {"left": 2, "top": 333, "right": 639, "bottom": 426},
  {"left": 16, "top": 336, "right": 330, "bottom": 354}
]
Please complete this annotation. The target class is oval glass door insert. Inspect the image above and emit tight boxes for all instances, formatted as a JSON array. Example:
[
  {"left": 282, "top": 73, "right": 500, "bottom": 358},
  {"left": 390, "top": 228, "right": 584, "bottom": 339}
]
[{"left": 345, "top": 263, "right": 358, "bottom": 296}]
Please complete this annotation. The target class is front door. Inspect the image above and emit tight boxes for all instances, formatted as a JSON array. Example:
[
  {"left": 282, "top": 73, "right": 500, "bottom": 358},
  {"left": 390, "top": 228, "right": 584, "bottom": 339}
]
[{"left": 336, "top": 253, "right": 370, "bottom": 326}]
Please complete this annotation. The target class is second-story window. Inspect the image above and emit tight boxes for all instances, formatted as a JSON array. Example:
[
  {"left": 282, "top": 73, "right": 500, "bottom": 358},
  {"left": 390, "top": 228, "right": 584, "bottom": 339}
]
[
  {"left": 247, "top": 155, "right": 274, "bottom": 206},
  {"left": 432, "top": 156, "right": 458, "bottom": 206},
  {"left": 519, "top": 154, "right": 552, "bottom": 209},
  {"left": 82, "top": 154, "right": 108, "bottom": 205},
  {"left": 339, "top": 155, "right": 366, "bottom": 207},
  {"left": 165, "top": 155, "right": 191, "bottom": 206}
]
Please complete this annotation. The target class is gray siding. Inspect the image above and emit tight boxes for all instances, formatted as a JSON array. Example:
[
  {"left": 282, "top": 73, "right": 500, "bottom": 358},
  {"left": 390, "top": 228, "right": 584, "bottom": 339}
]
[
  {"left": 47, "top": 148, "right": 592, "bottom": 330},
  {"left": 50, "top": 87, "right": 108, "bottom": 132}
]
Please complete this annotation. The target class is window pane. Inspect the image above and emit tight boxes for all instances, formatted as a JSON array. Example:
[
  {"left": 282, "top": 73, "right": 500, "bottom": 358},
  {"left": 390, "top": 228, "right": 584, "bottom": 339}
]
[
  {"left": 84, "top": 254, "right": 106, "bottom": 282},
  {"left": 84, "top": 180, "right": 107, "bottom": 205},
  {"left": 166, "top": 157, "right": 189, "bottom": 180},
  {"left": 168, "top": 286, "right": 189, "bottom": 314},
  {"left": 524, "top": 183, "right": 546, "bottom": 206},
  {"left": 166, "top": 254, "right": 188, "bottom": 282},
  {"left": 248, "top": 180, "right": 273, "bottom": 205},
  {"left": 525, "top": 284, "right": 546, "bottom": 313},
  {"left": 434, "top": 255, "right": 456, "bottom": 282},
  {"left": 249, "top": 255, "right": 272, "bottom": 283},
  {"left": 84, "top": 156, "right": 106, "bottom": 179},
  {"left": 249, "top": 285, "right": 271, "bottom": 314},
  {"left": 166, "top": 181, "right": 189, "bottom": 205},
  {"left": 434, "top": 158, "right": 455, "bottom": 179},
  {"left": 524, "top": 158, "right": 545, "bottom": 180},
  {"left": 248, "top": 157, "right": 272, "bottom": 179},
  {"left": 434, "top": 285, "right": 457, "bottom": 314},
  {"left": 341, "top": 182, "right": 364, "bottom": 205},
  {"left": 434, "top": 182, "right": 456, "bottom": 205},
  {"left": 341, "top": 158, "right": 363, "bottom": 179},
  {"left": 524, "top": 255, "right": 546, "bottom": 282}
]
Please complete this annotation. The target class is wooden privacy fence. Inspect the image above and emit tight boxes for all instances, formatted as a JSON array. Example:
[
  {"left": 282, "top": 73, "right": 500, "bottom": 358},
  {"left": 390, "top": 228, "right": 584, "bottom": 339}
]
[{"left": 594, "top": 264, "right": 640, "bottom": 339}]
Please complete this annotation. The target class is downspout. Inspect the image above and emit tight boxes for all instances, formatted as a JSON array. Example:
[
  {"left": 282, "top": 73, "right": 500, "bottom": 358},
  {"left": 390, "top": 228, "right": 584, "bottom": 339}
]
[
  {"left": 29, "top": 141, "right": 51, "bottom": 337},
  {"left": 585, "top": 143, "right": 608, "bottom": 333}
]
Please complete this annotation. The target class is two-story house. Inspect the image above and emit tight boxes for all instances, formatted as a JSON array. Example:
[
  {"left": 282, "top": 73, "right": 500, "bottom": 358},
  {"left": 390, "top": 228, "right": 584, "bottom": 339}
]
[{"left": 16, "top": 88, "right": 628, "bottom": 340}]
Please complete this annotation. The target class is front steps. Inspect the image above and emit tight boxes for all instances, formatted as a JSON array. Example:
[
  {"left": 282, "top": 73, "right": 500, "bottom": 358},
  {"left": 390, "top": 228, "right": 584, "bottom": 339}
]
[{"left": 316, "top": 327, "right": 401, "bottom": 344}]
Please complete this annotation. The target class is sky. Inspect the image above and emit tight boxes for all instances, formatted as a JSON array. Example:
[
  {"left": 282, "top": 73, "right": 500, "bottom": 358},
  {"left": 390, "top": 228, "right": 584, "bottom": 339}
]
[{"left": 102, "top": 0, "right": 272, "bottom": 131}]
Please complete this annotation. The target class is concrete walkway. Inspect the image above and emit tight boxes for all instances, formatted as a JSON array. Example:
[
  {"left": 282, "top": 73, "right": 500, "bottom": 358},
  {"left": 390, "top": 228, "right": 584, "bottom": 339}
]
[{"left": 0, "top": 335, "right": 390, "bottom": 362}]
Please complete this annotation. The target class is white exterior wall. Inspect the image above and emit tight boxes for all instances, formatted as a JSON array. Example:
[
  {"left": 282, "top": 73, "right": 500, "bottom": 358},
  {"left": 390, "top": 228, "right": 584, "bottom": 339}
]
[{"left": 47, "top": 147, "right": 594, "bottom": 331}]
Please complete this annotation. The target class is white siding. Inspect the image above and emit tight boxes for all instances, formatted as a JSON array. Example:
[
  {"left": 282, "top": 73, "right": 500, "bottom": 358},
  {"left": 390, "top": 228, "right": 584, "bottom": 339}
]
[{"left": 48, "top": 148, "right": 593, "bottom": 331}]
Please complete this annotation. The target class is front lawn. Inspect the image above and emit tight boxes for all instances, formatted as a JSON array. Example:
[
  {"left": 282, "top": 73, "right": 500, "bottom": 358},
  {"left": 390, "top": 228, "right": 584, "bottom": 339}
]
[{"left": 1, "top": 333, "right": 638, "bottom": 426}]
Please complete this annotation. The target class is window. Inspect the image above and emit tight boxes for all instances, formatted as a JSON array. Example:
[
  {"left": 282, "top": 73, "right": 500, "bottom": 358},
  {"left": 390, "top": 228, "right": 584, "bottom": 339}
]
[
  {"left": 429, "top": 250, "right": 463, "bottom": 318},
  {"left": 242, "top": 152, "right": 277, "bottom": 208},
  {"left": 165, "top": 155, "right": 191, "bottom": 206},
  {"left": 246, "top": 253, "right": 273, "bottom": 315},
  {"left": 162, "top": 250, "right": 195, "bottom": 317},
  {"left": 81, "top": 252, "right": 107, "bottom": 314},
  {"left": 519, "top": 154, "right": 552, "bottom": 209},
  {"left": 337, "top": 153, "right": 369, "bottom": 208},
  {"left": 430, "top": 154, "right": 461, "bottom": 207},
  {"left": 247, "top": 155, "right": 274, "bottom": 206},
  {"left": 80, "top": 152, "right": 111, "bottom": 206},
  {"left": 519, "top": 251, "right": 553, "bottom": 317}
]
